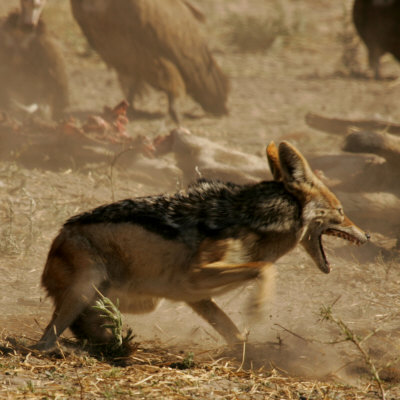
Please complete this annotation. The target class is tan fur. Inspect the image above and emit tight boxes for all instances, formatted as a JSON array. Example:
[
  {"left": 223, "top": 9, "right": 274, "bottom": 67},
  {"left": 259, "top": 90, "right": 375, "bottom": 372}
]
[
  {"left": 42, "top": 224, "right": 270, "bottom": 304},
  {"left": 36, "top": 141, "right": 368, "bottom": 351},
  {"left": 266, "top": 141, "right": 282, "bottom": 181},
  {"left": 39, "top": 223, "right": 270, "bottom": 348}
]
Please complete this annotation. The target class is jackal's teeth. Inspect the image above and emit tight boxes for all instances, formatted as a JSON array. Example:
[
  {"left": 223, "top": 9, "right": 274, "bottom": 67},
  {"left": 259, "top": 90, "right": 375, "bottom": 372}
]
[{"left": 324, "top": 229, "right": 362, "bottom": 246}]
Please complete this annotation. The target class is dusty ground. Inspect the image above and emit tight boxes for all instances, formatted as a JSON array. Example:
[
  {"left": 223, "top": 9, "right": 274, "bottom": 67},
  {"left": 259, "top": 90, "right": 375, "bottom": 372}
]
[{"left": 1, "top": 0, "right": 400, "bottom": 398}]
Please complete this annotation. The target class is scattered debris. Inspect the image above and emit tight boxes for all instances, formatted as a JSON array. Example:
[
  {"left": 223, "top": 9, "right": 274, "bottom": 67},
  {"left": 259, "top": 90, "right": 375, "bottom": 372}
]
[{"left": 0, "top": 100, "right": 155, "bottom": 168}]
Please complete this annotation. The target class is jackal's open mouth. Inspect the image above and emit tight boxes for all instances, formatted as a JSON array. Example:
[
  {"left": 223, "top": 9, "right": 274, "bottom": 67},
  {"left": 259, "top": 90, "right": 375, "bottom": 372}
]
[
  {"left": 323, "top": 229, "right": 364, "bottom": 246},
  {"left": 302, "top": 223, "right": 369, "bottom": 275},
  {"left": 317, "top": 229, "right": 365, "bottom": 274}
]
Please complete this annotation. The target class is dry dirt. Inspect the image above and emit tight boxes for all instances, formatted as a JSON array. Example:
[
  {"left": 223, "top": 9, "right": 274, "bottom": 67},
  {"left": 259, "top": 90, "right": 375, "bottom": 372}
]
[{"left": 1, "top": 0, "right": 400, "bottom": 398}]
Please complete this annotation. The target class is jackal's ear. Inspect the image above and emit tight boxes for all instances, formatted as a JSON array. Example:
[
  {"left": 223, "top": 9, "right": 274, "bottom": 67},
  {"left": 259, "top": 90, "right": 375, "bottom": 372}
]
[
  {"left": 278, "top": 141, "right": 315, "bottom": 196},
  {"left": 266, "top": 141, "right": 282, "bottom": 181}
]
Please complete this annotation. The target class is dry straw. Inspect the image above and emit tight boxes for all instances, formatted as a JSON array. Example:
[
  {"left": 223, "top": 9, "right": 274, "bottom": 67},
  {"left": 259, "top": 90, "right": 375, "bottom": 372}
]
[{"left": 0, "top": 332, "right": 397, "bottom": 399}]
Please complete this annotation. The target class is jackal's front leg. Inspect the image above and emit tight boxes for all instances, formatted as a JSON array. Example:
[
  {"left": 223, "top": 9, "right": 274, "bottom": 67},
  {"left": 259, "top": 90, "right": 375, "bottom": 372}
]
[
  {"left": 247, "top": 265, "right": 276, "bottom": 321},
  {"left": 186, "top": 262, "right": 273, "bottom": 345},
  {"left": 187, "top": 299, "right": 244, "bottom": 346}
]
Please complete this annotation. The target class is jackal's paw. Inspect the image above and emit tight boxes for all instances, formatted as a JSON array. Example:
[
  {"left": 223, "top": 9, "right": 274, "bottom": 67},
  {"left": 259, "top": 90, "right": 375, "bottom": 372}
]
[{"left": 30, "top": 340, "right": 58, "bottom": 353}]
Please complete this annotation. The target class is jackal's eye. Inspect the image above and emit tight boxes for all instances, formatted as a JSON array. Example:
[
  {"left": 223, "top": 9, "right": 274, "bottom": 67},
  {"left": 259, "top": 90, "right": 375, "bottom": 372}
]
[{"left": 337, "top": 207, "right": 344, "bottom": 216}]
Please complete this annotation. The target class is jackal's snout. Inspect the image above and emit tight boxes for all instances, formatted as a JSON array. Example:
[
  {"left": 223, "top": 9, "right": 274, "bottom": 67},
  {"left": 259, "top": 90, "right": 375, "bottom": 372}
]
[{"left": 325, "top": 215, "right": 370, "bottom": 246}]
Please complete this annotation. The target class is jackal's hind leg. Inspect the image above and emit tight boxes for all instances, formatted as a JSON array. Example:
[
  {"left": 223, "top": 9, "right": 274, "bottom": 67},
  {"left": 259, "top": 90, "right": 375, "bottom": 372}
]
[
  {"left": 190, "top": 261, "right": 269, "bottom": 292},
  {"left": 34, "top": 275, "right": 104, "bottom": 351},
  {"left": 188, "top": 299, "right": 244, "bottom": 346},
  {"left": 34, "top": 294, "right": 90, "bottom": 351}
]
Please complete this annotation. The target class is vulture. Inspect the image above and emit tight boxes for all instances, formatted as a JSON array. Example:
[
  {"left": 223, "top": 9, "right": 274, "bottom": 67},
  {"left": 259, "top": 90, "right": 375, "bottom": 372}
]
[
  {"left": 69, "top": 0, "right": 229, "bottom": 123},
  {"left": 0, "top": 0, "right": 69, "bottom": 119},
  {"left": 353, "top": 0, "right": 400, "bottom": 79}
]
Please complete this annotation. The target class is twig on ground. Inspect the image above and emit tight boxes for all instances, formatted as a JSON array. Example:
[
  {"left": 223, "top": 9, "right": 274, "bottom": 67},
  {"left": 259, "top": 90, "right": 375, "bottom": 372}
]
[
  {"left": 237, "top": 330, "right": 249, "bottom": 372},
  {"left": 273, "top": 323, "right": 310, "bottom": 343},
  {"left": 109, "top": 147, "right": 136, "bottom": 202},
  {"left": 320, "top": 304, "right": 386, "bottom": 400}
]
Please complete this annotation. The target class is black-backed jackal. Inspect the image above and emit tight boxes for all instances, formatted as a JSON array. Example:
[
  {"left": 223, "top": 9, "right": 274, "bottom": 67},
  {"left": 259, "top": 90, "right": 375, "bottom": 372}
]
[{"left": 36, "top": 141, "right": 369, "bottom": 350}]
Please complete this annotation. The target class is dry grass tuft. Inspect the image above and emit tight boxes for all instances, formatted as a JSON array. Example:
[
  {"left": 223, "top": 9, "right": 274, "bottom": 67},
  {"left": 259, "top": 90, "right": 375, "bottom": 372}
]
[
  {"left": 89, "top": 292, "right": 137, "bottom": 359},
  {"left": 223, "top": 13, "right": 288, "bottom": 53}
]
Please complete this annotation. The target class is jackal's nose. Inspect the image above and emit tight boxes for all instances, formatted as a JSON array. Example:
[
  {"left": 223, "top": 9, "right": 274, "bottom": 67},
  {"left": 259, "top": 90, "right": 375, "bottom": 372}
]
[{"left": 365, "top": 232, "right": 371, "bottom": 241}]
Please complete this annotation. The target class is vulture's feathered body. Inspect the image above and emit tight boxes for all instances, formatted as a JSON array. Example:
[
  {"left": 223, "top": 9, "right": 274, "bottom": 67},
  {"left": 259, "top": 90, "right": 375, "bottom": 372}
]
[
  {"left": 70, "top": 0, "right": 229, "bottom": 122},
  {"left": 0, "top": 11, "right": 69, "bottom": 119},
  {"left": 353, "top": 0, "right": 400, "bottom": 79}
]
